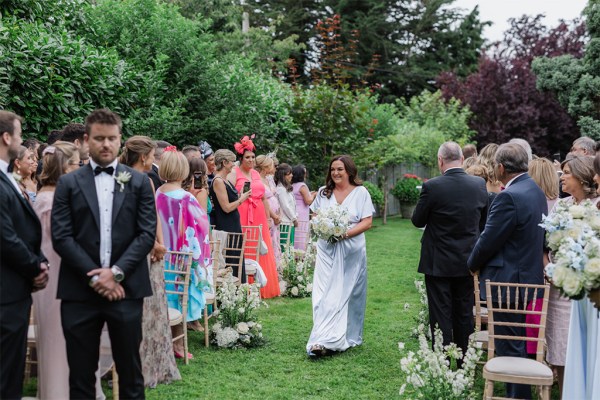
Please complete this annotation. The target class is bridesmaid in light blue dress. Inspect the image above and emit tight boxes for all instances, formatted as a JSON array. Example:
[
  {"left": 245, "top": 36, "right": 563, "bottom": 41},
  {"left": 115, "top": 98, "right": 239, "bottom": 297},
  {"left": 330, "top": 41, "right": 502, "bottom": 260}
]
[{"left": 306, "top": 155, "right": 375, "bottom": 357}]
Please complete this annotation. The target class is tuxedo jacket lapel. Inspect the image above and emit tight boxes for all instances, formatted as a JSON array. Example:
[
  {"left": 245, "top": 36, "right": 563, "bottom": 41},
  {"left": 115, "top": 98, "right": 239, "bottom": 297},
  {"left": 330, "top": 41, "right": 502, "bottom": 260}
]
[
  {"left": 76, "top": 164, "right": 101, "bottom": 230},
  {"left": 0, "top": 171, "right": 37, "bottom": 218},
  {"left": 112, "top": 163, "right": 126, "bottom": 225}
]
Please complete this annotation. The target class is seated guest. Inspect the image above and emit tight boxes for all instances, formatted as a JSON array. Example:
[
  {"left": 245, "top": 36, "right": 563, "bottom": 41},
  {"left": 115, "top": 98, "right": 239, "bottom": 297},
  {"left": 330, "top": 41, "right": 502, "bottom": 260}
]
[
  {"left": 120, "top": 136, "right": 180, "bottom": 386},
  {"left": 156, "top": 148, "right": 210, "bottom": 358},
  {"left": 275, "top": 163, "right": 297, "bottom": 250}
]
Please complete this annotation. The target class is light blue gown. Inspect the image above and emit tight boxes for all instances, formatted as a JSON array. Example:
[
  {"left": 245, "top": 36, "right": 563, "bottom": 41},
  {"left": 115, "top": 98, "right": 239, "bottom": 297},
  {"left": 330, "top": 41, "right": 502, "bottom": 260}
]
[
  {"left": 562, "top": 297, "right": 600, "bottom": 399},
  {"left": 306, "top": 186, "right": 374, "bottom": 353}
]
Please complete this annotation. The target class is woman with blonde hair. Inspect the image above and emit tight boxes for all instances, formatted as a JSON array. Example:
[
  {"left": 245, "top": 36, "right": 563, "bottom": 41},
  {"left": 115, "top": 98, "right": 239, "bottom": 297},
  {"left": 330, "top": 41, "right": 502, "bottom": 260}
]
[
  {"left": 255, "top": 154, "right": 281, "bottom": 264},
  {"left": 477, "top": 143, "right": 502, "bottom": 193},
  {"left": 119, "top": 135, "right": 180, "bottom": 385},
  {"left": 10, "top": 145, "right": 38, "bottom": 202},
  {"left": 528, "top": 157, "right": 559, "bottom": 212}
]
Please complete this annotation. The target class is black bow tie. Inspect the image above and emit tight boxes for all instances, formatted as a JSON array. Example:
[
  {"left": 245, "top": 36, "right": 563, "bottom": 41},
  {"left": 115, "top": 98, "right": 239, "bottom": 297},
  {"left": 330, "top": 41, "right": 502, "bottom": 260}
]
[{"left": 94, "top": 166, "right": 115, "bottom": 176}]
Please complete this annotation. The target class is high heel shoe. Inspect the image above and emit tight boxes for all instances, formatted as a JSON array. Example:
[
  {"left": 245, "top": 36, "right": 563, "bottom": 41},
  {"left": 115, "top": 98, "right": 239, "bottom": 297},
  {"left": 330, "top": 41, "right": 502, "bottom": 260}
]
[{"left": 174, "top": 350, "right": 194, "bottom": 360}]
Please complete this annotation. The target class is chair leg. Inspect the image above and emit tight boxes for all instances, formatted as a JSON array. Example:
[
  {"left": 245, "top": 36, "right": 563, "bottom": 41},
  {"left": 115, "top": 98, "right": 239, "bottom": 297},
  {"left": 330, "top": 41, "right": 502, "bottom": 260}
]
[
  {"left": 112, "top": 365, "right": 119, "bottom": 400},
  {"left": 204, "top": 306, "right": 209, "bottom": 348},
  {"left": 484, "top": 379, "right": 494, "bottom": 400},
  {"left": 541, "top": 385, "right": 551, "bottom": 400},
  {"left": 183, "top": 322, "right": 189, "bottom": 366}
]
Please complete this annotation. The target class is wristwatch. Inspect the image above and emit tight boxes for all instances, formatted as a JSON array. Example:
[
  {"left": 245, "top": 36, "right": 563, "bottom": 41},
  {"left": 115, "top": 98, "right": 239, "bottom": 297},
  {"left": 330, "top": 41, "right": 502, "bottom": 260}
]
[{"left": 110, "top": 266, "right": 125, "bottom": 283}]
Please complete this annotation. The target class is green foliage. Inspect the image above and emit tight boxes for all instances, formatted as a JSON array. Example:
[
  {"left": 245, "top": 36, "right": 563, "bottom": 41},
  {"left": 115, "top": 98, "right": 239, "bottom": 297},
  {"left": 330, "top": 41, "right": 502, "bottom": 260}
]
[
  {"left": 391, "top": 174, "right": 424, "bottom": 204},
  {"left": 362, "top": 181, "right": 384, "bottom": 207},
  {"left": 533, "top": 0, "right": 600, "bottom": 139},
  {"left": 0, "top": 17, "right": 142, "bottom": 138}
]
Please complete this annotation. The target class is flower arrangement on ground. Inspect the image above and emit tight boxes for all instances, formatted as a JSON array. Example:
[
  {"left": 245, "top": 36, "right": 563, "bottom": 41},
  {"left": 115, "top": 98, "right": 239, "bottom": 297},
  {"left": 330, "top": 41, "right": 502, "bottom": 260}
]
[
  {"left": 398, "top": 327, "right": 483, "bottom": 399},
  {"left": 279, "top": 241, "right": 316, "bottom": 297},
  {"left": 391, "top": 174, "right": 424, "bottom": 204},
  {"left": 407, "top": 279, "right": 431, "bottom": 340},
  {"left": 540, "top": 199, "right": 600, "bottom": 300},
  {"left": 310, "top": 204, "right": 351, "bottom": 244},
  {"left": 211, "top": 273, "right": 266, "bottom": 348}
]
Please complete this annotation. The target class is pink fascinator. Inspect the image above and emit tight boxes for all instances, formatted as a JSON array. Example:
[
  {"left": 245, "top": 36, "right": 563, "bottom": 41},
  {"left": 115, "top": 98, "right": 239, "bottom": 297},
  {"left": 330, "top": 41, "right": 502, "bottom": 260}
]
[
  {"left": 164, "top": 145, "right": 177, "bottom": 152},
  {"left": 234, "top": 134, "right": 256, "bottom": 155},
  {"left": 42, "top": 146, "right": 56, "bottom": 155}
]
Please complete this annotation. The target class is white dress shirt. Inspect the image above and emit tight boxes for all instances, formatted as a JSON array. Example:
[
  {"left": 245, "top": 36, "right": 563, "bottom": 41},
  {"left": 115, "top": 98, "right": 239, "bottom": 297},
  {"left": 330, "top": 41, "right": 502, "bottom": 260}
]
[
  {"left": 0, "top": 158, "right": 24, "bottom": 197},
  {"left": 276, "top": 184, "right": 298, "bottom": 224},
  {"left": 90, "top": 159, "right": 118, "bottom": 268}
]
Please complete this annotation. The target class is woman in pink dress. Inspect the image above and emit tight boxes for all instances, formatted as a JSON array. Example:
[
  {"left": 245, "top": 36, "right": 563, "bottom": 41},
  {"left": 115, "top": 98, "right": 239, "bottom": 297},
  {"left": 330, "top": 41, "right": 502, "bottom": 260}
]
[
  {"left": 32, "top": 142, "right": 106, "bottom": 399},
  {"left": 292, "top": 165, "right": 315, "bottom": 251},
  {"left": 255, "top": 154, "right": 281, "bottom": 266},
  {"left": 228, "top": 136, "right": 280, "bottom": 298}
]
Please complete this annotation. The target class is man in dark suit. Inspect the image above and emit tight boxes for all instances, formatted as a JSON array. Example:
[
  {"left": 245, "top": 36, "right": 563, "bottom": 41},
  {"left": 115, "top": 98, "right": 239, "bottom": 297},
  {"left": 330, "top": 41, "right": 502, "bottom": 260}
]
[
  {"left": 412, "top": 141, "right": 488, "bottom": 360},
  {"left": 52, "top": 109, "right": 156, "bottom": 399},
  {"left": 468, "top": 142, "right": 547, "bottom": 399},
  {"left": 147, "top": 140, "right": 170, "bottom": 189},
  {"left": 0, "top": 111, "right": 49, "bottom": 399}
]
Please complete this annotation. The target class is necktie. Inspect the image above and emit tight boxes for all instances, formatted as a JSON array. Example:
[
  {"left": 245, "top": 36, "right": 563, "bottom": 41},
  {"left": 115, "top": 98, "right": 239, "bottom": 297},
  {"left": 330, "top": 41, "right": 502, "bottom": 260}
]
[{"left": 94, "top": 166, "right": 115, "bottom": 176}]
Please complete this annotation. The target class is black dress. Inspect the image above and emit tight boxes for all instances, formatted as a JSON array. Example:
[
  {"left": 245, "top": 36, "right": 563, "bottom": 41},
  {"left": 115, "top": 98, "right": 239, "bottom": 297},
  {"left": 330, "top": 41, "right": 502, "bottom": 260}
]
[{"left": 209, "top": 176, "right": 246, "bottom": 282}]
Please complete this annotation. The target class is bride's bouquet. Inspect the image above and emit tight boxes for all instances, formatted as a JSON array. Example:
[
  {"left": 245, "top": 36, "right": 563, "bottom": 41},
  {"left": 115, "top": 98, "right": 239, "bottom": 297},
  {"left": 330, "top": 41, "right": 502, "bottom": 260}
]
[
  {"left": 540, "top": 199, "right": 600, "bottom": 300},
  {"left": 310, "top": 204, "right": 351, "bottom": 244}
]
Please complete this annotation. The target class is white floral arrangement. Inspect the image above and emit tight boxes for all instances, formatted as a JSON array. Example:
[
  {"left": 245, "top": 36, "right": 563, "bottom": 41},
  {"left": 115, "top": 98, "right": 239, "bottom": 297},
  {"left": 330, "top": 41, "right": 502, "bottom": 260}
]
[
  {"left": 398, "top": 328, "right": 482, "bottom": 399},
  {"left": 310, "top": 204, "right": 351, "bottom": 244},
  {"left": 407, "top": 279, "right": 431, "bottom": 340},
  {"left": 279, "top": 241, "right": 316, "bottom": 298},
  {"left": 540, "top": 199, "right": 600, "bottom": 299},
  {"left": 211, "top": 273, "right": 266, "bottom": 348}
]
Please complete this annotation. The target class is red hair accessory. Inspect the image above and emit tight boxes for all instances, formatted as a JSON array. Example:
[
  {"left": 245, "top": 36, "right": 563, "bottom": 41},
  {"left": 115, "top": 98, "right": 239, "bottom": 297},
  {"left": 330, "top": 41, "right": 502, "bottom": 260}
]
[
  {"left": 164, "top": 145, "right": 177, "bottom": 152},
  {"left": 234, "top": 134, "right": 256, "bottom": 155}
]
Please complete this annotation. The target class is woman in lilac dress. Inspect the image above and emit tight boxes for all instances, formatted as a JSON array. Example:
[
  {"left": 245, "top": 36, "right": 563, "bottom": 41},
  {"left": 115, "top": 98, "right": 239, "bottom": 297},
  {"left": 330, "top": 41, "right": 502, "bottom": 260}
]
[
  {"left": 156, "top": 148, "right": 211, "bottom": 359},
  {"left": 292, "top": 165, "right": 315, "bottom": 251}
]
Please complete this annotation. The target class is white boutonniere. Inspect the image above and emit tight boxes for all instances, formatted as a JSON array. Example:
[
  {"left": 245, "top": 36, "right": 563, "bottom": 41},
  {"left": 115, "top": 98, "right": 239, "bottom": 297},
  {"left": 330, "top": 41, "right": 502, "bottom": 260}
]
[{"left": 114, "top": 171, "right": 132, "bottom": 192}]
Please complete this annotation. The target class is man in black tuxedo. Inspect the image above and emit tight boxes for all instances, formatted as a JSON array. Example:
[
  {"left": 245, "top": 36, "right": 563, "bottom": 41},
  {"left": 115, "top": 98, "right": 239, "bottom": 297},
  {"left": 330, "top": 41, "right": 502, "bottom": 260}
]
[
  {"left": 0, "top": 111, "right": 49, "bottom": 399},
  {"left": 147, "top": 140, "right": 170, "bottom": 189},
  {"left": 412, "top": 141, "right": 488, "bottom": 360},
  {"left": 468, "top": 143, "right": 547, "bottom": 399},
  {"left": 52, "top": 109, "right": 156, "bottom": 399}
]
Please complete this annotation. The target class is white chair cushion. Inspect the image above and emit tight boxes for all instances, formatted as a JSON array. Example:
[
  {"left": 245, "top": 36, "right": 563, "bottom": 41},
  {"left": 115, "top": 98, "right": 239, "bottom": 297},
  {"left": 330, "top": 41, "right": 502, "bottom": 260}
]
[
  {"left": 484, "top": 356, "right": 553, "bottom": 378},
  {"left": 469, "top": 330, "right": 488, "bottom": 343},
  {"left": 28, "top": 325, "right": 36, "bottom": 340},
  {"left": 245, "top": 263, "right": 257, "bottom": 274},
  {"left": 205, "top": 292, "right": 215, "bottom": 303},
  {"left": 168, "top": 307, "right": 182, "bottom": 325}
]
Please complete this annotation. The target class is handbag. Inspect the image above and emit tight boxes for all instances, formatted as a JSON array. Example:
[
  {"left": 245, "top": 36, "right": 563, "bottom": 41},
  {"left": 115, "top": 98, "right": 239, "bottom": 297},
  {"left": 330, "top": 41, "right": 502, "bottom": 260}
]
[{"left": 259, "top": 238, "right": 269, "bottom": 255}]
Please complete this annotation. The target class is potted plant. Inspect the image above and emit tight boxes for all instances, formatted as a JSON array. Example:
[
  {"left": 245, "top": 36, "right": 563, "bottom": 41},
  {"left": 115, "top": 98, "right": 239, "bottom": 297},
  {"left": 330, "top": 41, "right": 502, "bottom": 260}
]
[{"left": 391, "top": 174, "right": 423, "bottom": 219}]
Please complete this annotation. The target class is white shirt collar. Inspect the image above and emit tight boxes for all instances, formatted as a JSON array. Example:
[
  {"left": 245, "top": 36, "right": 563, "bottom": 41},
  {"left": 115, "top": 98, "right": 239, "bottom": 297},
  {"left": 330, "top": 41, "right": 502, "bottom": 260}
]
[
  {"left": 89, "top": 158, "right": 118, "bottom": 175},
  {"left": 505, "top": 173, "right": 526, "bottom": 189},
  {"left": 0, "top": 159, "right": 8, "bottom": 175}
]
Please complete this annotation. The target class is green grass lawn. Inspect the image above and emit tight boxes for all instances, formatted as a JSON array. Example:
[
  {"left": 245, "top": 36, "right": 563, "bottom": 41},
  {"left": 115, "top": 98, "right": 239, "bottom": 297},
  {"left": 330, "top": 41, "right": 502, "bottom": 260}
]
[{"left": 24, "top": 217, "right": 561, "bottom": 399}]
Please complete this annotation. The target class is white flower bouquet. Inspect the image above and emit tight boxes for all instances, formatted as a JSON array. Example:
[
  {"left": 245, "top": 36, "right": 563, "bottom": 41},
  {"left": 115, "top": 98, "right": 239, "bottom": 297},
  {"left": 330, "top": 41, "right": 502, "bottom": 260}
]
[
  {"left": 310, "top": 204, "right": 351, "bottom": 244},
  {"left": 409, "top": 279, "right": 431, "bottom": 340},
  {"left": 540, "top": 199, "right": 600, "bottom": 300},
  {"left": 398, "top": 328, "right": 483, "bottom": 399},
  {"left": 279, "top": 240, "right": 316, "bottom": 298},
  {"left": 210, "top": 272, "right": 266, "bottom": 348}
]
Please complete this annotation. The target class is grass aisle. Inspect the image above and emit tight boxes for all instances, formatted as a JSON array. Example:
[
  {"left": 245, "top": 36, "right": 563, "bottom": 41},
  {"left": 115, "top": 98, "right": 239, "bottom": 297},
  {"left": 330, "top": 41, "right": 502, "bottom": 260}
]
[{"left": 146, "top": 217, "right": 423, "bottom": 399}]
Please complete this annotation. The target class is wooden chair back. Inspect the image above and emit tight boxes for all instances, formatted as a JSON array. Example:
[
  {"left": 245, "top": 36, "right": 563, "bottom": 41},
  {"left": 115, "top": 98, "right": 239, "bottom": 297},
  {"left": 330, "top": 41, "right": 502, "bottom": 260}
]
[
  {"left": 279, "top": 223, "right": 294, "bottom": 250},
  {"left": 241, "top": 225, "right": 262, "bottom": 262},
  {"left": 484, "top": 280, "right": 550, "bottom": 363},
  {"left": 223, "top": 232, "right": 246, "bottom": 281},
  {"left": 164, "top": 250, "right": 193, "bottom": 364},
  {"left": 474, "top": 273, "right": 488, "bottom": 331}
]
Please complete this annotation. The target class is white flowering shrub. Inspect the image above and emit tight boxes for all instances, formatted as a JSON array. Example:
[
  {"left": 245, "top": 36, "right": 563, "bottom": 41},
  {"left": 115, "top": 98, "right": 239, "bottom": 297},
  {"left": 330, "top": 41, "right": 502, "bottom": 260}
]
[
  {"left": 279, "top": 241, "right": 316, "bottom": 298},
  {"left": 398, "top": 328, "right": 482, "bottom": 399},
  {"left": 540, "top": 199, "right": 600, "bottom": 299},
  {"left": 310, "top": 204, "right": 351, "bottom": 244},
  {"left": 211, "top": 273, "right": 266, "bottom": 348},
  {"left": 408, "top": 279, "right": 431, "bottom": 340}
]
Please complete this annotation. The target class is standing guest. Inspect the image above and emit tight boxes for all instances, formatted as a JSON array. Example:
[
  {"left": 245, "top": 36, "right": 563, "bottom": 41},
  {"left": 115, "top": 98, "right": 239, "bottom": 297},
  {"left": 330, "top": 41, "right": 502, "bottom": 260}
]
[
  {"left": 561, "top": 153, "right": 600, "bottom": 399},
  {"left": 465, "top": 164, "right": 498, "bottom": 204},
  {"left": 528, "top": 157, "right": 560, "bottom": 213},
  {"left": 468, "top": 143, "right": 547, "bottom": 399},
  {"left": 544, "top": 156, "right": 598, "bottom": 396},
  {"left": 183, "top": 156, "right": 211, "bottom": 214},
  {"left": 210, "top": 149, "right": 252, "bottom": 282},
  {"left": 275, "top": 163, "right": 298, "bottom": 249},
  {"left": 61, "top": 122, "right": 90, "bottom": 164},
  {"left": 462, "top": 143, "right": 478, "bottom": 159},
  {"left": 462, "top": 156, "right": 478, "bottom": 170},
  {"left": 509, "top": 138, "right": 533, "bottom": 161},
  {"left": 119, "top": 136, "right": 181, "bottom": 387},
  {"left": 412, "top": 142, "right": 488, "bottom": 362},
  {"left": 255, "top": 154, "right": 281, "bottom": 264},
  {"left": 52, "top": 109, "right": 156, "bottom": 399},
  {"left": 23, "top": 138, "right": 41, "bottom": 157},
  {"left": 10, "top": 145, "right": 38, "bottom": 202},
  {"left": 229, "top": 136, "right": 280, "bottom": 298},
  {"left": 292, "top": 165, "right": 315, "bottom": 251},
  {"left": 0, "top": 110, "right": 49, "bottom": 400},
  {"left": 32, "top": 142, "right": 108, "bottom": 399},
  {"left": 182, "top": 145, "right": 201, "bottom": 160},
  {"left": 47, "top": 129, "right": 63, "bottom": 145},
  {"left": 570, "top": 136, "right": 596, "bottom": 156},
  {"left": 156, "top": 148, "right": 211, "bottom": 349},
  {"left": 147, "top": 140, "right": 171, "bottom": 189},
  {"left": 306, "top": 155, "right": 374, "bottom": 357},
  {"left": 477, "top": 143, "right": 503, "bottom": 193},
  {"left": 199, "top": 141, "right": 216, "bottom": 186}
]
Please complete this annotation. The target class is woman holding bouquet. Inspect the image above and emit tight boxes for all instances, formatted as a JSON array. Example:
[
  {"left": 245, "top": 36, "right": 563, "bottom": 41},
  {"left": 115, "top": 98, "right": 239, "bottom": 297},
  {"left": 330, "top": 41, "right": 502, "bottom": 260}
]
[
  {"left": 306, "top": 155, "right": 375, "bottom": 358},
  {"left": 546, "top": 155, "right": 598, "bottom": 396},
  {"left": 562, "top": 155, "right": 600, "bottom": 399}
]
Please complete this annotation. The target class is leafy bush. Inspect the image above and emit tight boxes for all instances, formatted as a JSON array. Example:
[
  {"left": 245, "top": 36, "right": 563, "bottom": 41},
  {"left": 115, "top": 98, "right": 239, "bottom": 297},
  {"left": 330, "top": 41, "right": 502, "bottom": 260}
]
[
  {"left": 391, "top": 174, "right": 424, "bottom": 204},
  {"left": 362, "top": 181, "right": 384, "bottom": 208}
]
